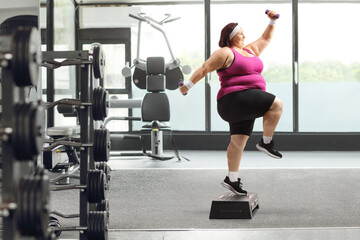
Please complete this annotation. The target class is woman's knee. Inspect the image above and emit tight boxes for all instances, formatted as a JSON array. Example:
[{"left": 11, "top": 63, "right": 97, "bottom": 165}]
[
  {"left": 270, "top": 97, "right": 283, "bottom": 113},
  {"left": 230, "top": 135, "right": 249, "bottom": 149}
]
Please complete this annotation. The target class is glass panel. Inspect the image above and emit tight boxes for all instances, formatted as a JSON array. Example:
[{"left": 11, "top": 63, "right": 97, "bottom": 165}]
[
  {"left": 128, "top": 5, "right": 205, "bottom": 131},
  {"left": 210, "top": 3, "right": 292, "bottom": 132},
  {"left": 53, "top": 94, "right": 77, "bottom": 126},
  {"left": 54, "top": 0, "right": 75, "bottom": 51},
  {"left": 83, "top": 44, "right": 126, "bottom": 89},
  {"left": 106, "top": 94, "right": 130, "bottom": 132},
  {"left": 298, "top": 3, "right": 360, "bottom": 132}
]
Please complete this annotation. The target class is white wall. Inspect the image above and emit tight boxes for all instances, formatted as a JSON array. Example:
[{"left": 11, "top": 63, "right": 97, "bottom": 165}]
[{"left": 80, "top": 6, "right": 141, "bottom": 28}]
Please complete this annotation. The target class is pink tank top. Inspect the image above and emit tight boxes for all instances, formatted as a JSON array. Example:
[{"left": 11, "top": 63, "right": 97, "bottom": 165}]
[{"left": 216, "top": 47, "right": 266, "bottom": 100}]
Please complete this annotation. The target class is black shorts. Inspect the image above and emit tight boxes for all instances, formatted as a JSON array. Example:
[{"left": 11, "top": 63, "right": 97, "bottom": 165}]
[{"left": 217, "top": 89, "right": 276, "bottom": 136}]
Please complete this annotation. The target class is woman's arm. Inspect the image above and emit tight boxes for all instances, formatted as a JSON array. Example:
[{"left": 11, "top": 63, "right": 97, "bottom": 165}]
[
  {"left": 245, "top": 10, "right": 278, "bottom": 57},
  {"left": 179, "top": 47, "right": 232, "bottom": 95}
]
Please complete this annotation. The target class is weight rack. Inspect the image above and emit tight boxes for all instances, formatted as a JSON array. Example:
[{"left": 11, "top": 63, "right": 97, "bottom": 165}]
[{"left": 42, "top": 45, "right": 109, "bottom": 239}]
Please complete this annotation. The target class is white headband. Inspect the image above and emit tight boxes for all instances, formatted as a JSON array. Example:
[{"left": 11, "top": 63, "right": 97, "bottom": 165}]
[{"left": 229, "top": 24, "right": 241, "bottom": 40}]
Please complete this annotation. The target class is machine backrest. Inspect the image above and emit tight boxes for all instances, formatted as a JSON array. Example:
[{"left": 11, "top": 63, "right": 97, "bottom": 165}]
[{"left": 141, "top": 93, "right": 170, "bottom": 122}]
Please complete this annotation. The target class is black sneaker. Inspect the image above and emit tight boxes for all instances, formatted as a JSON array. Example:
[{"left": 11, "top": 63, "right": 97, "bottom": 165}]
[
  {"left": 221, "top": 176, "right": 247, "bottom": 195},
  {"left": 256, "top": 139, "right": 282, "bottom": 159}
]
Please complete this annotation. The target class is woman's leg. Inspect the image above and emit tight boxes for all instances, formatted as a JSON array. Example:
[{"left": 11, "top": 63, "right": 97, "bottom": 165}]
[
  {"left": 227, "top": 134, "right": 249, "bottom": 172},
  {"left": 257, "top": 96, "right": 283, "bottom": 158},
  {"left": 222, "top": 134, "right": 249, "bottom": 195},
  {"left": 263, "top": 97, "right": 283, "bottom": 137}
]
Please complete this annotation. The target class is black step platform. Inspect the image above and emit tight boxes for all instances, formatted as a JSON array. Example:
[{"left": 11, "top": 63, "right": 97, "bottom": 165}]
[{"left": 209, "top": 192, "right": 259, "bottom": 219}]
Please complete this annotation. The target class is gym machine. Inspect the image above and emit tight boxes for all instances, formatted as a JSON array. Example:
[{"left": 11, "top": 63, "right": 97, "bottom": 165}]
[
  {"left": 0, "top": 26, "right": 50, "bottom": 239},
  {"left": 41, "top": 43, "right": 110, "bottom": 239},
  {"left": 120, "top": 13, "right": 191, "bottom": 161}
]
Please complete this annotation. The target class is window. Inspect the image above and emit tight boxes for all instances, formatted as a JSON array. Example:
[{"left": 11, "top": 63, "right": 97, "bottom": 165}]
[
  {"left": 128, "top": 5, "right": 205, "bottom": 131},
  {"left": 298, "top": 3, "right": 360, "bottom": 132}
]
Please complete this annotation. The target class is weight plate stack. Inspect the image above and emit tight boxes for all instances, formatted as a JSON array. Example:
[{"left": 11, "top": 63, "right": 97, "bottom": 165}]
[
  {"left": 92, "top": 43, "right": 105, "bottom": 79},
  {"left": 93, "top": 87, "right": 109, "bottom": 121},
  {"left": 87, "top": 169, "right": 106, "bottom": 203},
  {"left": 88, "top": 211, "right": 108, "bottom": 240},
  {"left": 96, "top": 199, "right": 110, "bottom": 221},
  {"left": 13, "top": 102, "right": 45, "bottom": 160},
  {"left": 93, "top": 128, "right": 111, "bottom": 162},
  {"left": 96, "top": 162, "right": 111, "bottom": 184},
  {"left": 12, "top": 27, "right": 41, "bottom": 87},
  {"left": 17, "top": 174, "right": 50, "bottom": 239}
]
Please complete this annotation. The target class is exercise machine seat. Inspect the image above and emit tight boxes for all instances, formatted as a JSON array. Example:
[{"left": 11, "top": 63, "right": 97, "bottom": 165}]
[{"left": 141, "top": 57, "right": 171, "bottom": 129}]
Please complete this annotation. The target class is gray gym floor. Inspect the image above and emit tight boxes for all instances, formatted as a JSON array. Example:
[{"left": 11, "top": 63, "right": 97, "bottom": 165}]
[
  {"left": 23, "top": 150, "right": 360, "bottom": 239},
  {"left": 98, "top": 150, "right": 360, "bottom": 240}
]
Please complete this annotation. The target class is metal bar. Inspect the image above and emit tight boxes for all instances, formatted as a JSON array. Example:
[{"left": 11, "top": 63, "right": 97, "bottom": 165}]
[
  {"left": 204, "top": 0, "right": 211, "bottom": 132},
  {"left": 109, "top": 99, "right": 142, "bottom": 108},
  {"left": 46, "top": 0, "right": 55, "bottom": 128},
  {"left": 79, "top": 63, "right": 91, "bottom": 240},
  {"left": 42, "top": 50, "right": 89, "bottom": 60},
  {"left": 292, "top": 0, "right": 299, "bottom": 132},
  {"left": 51, "top": 210, "right": 79, "bottom": 218},
  {"left": 136, "top": 21, "right": 142, "bottom": 60},
  {"left": 75, "top": 2, "right": 80, "bottom": 100}
]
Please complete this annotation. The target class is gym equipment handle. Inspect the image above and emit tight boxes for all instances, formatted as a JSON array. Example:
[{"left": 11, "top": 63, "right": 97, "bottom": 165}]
[
  {"left": 178, "top": 82, "right": 187, "bottom": 96},
  {"left": 265, "top": 9, "right": 280, "bottom": 19},
  {"left": 129, "top": 14, "right": 146, "bottom": 22}
]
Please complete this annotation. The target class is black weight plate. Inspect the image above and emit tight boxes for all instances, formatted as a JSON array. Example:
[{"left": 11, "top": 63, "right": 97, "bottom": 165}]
[
  {"left": 13, "top": 104, "right": 23, "bottom": 159},
  {"left": 38, "top": 175, "right": 50, "bottom": 239},
  {"left": 19, "top": 177, "right": 29, "bottom": 234},
  {"left": 98, "top": 129, "right": 106, "bottom": 162},
  {"left": 12, "top": 28, "right": 26, "bottom": 86},
  {"left": 87, "top": 170, "right": 94, "bottom": 203},
  {"left": 88, "top": 211, "right": 107, "bottom": 240},
  {"left": 31, "top": 176, "right": 41, "bottom": 233},
  {"left": 133, "top": 67, "right": 146, "bottom": 89},
  {"left": 96, "top": 199, "right": 109, "bottom": 212},
  {"left": 23, "top": 177, "right": 34, "bottom": 234},
  {"left": 18, "top": 28, "right": 31, "bottom": 86},
  {"left": 165, "top": 66, "right": 184, "bottom": 90},
  {"left": 98, "top": 129, "right": 104, "bottom": 162},
  {"left": 30, "top": 104, "right": 45, "bottom": 156},
  {"left": 87, "top": 212, "right": 96, "bottom": 239},
  {"left": 102, "top": 90, "right": 109, "bottom": 120},
  {"left": 13, "top": 103, "right": 31, "bottom": 160},
  {"left": 22, "top": 104, "right": 33, "bottom": 159},
  {"left": 99, "top": 170, "right": 106, "bottom": 201},
  {"left": 12, "top": 27, "right": 39, "bottom": 87},
  {"left": 93, "top": 129, "right": 100, "bottom": 161},
  {"left": 92, "top": 87, "right": 100, "bottom": 121},
  {"left": 92, "top": 45, "right": 100, "bottom": 79},
  {"left": 22, "top": 103, "right": 44, "bottom": 159},
  {"left": 17, "top": 177, "right": 27, "bottom": 233},
  {"left": 94, "top": 128, "right": 110, "bottom": 162},
  {"left": 96, "top": 162, "right": 110, "bottom": 182},
  {"left": 98, "top": 88, "right": 104, "bottom": 120},
  {"left": 93, "top": 87, "right": 107, "bottom": 121},
  {"left": 105, "top": 128, "right": 111, "bottom": 162},
  {"left": 92, "top": 44, "right": 105, "bottom": 79},
  {"left": 27, "top": 27, "right": 41, "bottom": 87},
  {"left": 87, "top": 170, "right": 98, "bottom": 203}
]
